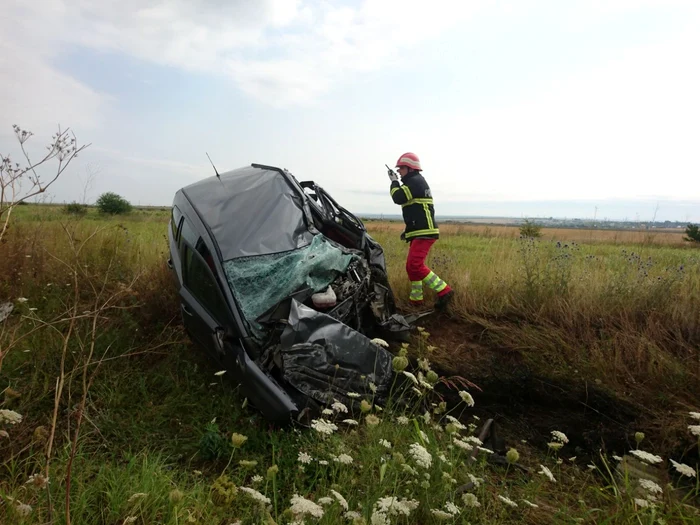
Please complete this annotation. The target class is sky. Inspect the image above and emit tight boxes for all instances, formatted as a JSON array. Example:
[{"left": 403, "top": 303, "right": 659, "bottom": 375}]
[{"left": 1, "top": 0, "right": 699, "bottom": 222}]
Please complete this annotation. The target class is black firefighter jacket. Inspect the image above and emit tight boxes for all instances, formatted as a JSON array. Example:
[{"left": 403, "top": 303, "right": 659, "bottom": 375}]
[{"left": 390, "top": 171, "right": 439, "bottom": 241}]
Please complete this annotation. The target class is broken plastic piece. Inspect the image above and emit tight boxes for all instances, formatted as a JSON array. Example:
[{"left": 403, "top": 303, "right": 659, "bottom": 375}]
[{"left": 312, "top": 286, "right": 337, "bottom": 308}]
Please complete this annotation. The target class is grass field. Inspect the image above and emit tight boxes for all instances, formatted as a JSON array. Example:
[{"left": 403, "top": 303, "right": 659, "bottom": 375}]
[{"left": 1, "top": 205, "right": 699, "bottom": 524}]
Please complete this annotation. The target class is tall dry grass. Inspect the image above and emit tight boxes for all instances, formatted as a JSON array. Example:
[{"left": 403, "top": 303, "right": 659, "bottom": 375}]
[{"left": 369, "top": 223, "right": 700, "bottom": 404}]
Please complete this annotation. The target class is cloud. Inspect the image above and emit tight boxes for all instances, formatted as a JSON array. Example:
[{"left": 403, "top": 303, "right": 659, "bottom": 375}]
[{"left": 4, "top": 0, "right": 486, "bottom": 107}]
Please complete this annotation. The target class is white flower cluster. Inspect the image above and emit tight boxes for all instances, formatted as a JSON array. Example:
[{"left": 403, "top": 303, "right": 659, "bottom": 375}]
[
  {"left": 238, "top": 487, "right": 271, "bottom": 506},
  {"left": 538, "top": 465, "right": 556, "bottom": 483},
  {"left": 370, "top": 497, "right": 419, "bottom": 525},
  {"left": 333, "top": 454, "right": 354, "bottom": 465},
  {"left": 629, "top": 450, "right": 663, "bottom": 465},
  {"left": 459, "top": 391, "right": 475, "bottom": 407},
  {"left": 551, "top": 430, "right": 569, "bottom": 443},
  {"left": 289, "top": 494, "right": 324, "bottom": 520},
  {"left": 310, "top": 418, "right": 338, "bottom": 436},
  {"left": 332, "top": 401, "right": 348, "bottom": 413},
  {"left": 0, "top": 409, "right": 23, "bottom": 425},
  {"left": 408, "top": 443, "right": 432, "bottom": 469}
]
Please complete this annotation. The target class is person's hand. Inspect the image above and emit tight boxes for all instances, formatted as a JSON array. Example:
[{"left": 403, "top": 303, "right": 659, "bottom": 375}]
[{"left": 387, "top": 168, "right": 398, "bottom": 182}]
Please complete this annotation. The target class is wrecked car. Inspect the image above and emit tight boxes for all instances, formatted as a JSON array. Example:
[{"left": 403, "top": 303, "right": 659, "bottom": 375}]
[{"left": 167, "top": 163, "right": 427, "bottom": 424}]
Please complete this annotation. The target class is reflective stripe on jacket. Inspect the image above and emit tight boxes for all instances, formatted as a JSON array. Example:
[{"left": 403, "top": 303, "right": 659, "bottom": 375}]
[{"left": 390, "top": 171, "right": 439, "bottom": 240}]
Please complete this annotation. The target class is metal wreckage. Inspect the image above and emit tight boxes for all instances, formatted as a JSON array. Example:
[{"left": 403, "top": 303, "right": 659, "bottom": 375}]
[{"left": 168, "top": 164, "right": 431, "bottom": 424}]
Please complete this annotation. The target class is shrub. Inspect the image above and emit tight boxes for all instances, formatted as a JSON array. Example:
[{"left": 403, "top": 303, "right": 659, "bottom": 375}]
[
  {"left": 63, "top": 202, "right": 88, "bottom": 215},
  {"left": 519, "top": 219, "right": 542, "bottom": 238},
  {"left": 684, "top": 223, "right": 700, "bottom": 243},
  {"left": 96, "top": 192, "right": 132, "bottom": 215}
]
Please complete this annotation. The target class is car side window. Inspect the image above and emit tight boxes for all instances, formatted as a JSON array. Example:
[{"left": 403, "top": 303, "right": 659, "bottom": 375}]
[
  {"left": 171, "top": 206, "right": 183, "bottom": 244},
  {"left": 184, "top": 245, "right": 229, "bottom": 323}
]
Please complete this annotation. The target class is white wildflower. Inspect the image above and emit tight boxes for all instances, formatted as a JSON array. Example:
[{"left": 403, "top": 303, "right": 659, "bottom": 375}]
[
  {"left": 289, "top": 494, "right": 325, "bottom": 519},
  {"left": 0, "top": 430, "right": 9, "bottom": 439},
  {"left": 0, "top": 409, "right": 23, "bottom": 425},
  {"left": 342, "top": 419, "right": 359, "bottom": 426},
  {"left": 462, "top": 493, "right": 480, "bottom": 507},
  {"left": 251, "top": 475, "right": 263, "bottom": 484},
  {"left": 311, "top": 419, "right": 338, "bottom": 436},
  {"left": 477, "top": 447, "right": 494, "bottom": 454},
  {"left": 214, "top": 370, "right": 226, "bottom": 376},
  {"left": 438, "top": 453, "right": 448, "bottom": 462},
  {"left": 330, "top": 489, "right": 349, "bottom": 511},
  {"left": 411, "top": 387, "right": 423, "bottom": 396},
  {"left": 422, "top": 411, "right": 431, "bottom": 424},
  {"left": 634, "top": 498, "right": 651, "bottom": 508},
  {"left": 318, "top": 460, "right": 329, "bottom": 466},
  {"left": 408, "top": 443, "right": 432, "bottom": 469},
  {"left": 419, "top": 430, "right": 430, "bottom": 444},
  {"left": 670, "top": 459, "right": 696, "bottom": 478},
  {"left": 371, "top": 496, "right": 419, "bottom": 523},
  {"left": 318, "top": 497, "right": 334, "bottom": 506},
  {"left": 298, "top": 451, "right": 313, "bottom": 465},
  {"left": 459, "top": 391, "right": 475, "bottom": 407},
  {"left": 403, "top": 371, "right": 419, "bottom": 385},
  {"left": 322, "top": 408, "right": 334, "bottom": 416},
  {"left": 452, "top": 437, "right": 474, "bottom": 451},
  {"left": 347, "top": 392, "right": 361, "bottom": 399},
  {"left": 332, "top": 401, "right": 348, "bottom": 413},
  {"left": 122, "top": 518, "right": 136, "bottom": 525},
  {"left": 551, "top": 430, "right": 569, "bottom": 444},
  {"left": 16, "top": 503, "right": 32, "bottom": 516},
  {"left": 444, "top": 502, "right": 460, "bottom": 515},
  {"left": 445, "top": 415, "right": 466, "bottom": 430},
  {"left": 548, "top": 442, "right": 564, "bottom": 451},
  {"left": 333, "top": 454, "right": 354, "bottom": 465},
  {"left": 419, "top": 380, "right": 434, "bottom": 390},
  {"left": 522, "top": 499, "right": 539, "bottom": 508},
  {"left": 345, "top": 511, "right": 362, "bottom": 520},
  {"left": 630, "top": 450, "right": 663, "bottom": 464},
  {"left": 588, "top": 464, "right": 596, "bottom": 471},
  {"left": 430, "top": 509, "right": 453, "bottom": 520},
  {"left": 498, "top": 495, "right": 518, "bottom": 507},
  {"left": 396, "top": 416, "right": 409, "bottom": 425},
  {"left": 465, "top": 436, "right": 483, "bottom": 446},
  {"left": 369, "top": 382, "right": 377, "bottom": 393},
  {"left": 689, "top": 425, "right": 700, "bottom": 437},
  {"left": 239, "top": 487, "right": 271, "bottom": 505},
  {"left": 613, "top": 455, "right": 623, "bottom": 461},
  {"left": 25, "top": 474, "right": 49, "bottom": 489},
  {"left": 689, "top": 412, "right": 700, "bottom": 421},
  {"left": 371, "top": 338, "right": 389, "bottom": 348},
  {"left": 128, "top": 493, "right": 148, "bottom": 503},
  {"left": 539, "top": 465, "right": 557, "bottom": 483},
  {"left": 639, "top": 479, "right": 663, "bottom": 495},
  {"left": 16, "top": 297, "right": 28, "bottom": 303},
  {"left": 468, "top": 474, "right": 484, "bottom": 487},
  {"left": 417, "top": 358, "right": 430, "bottom": 371},
  {"left": 379, "top": 439, "right": 392, "bottom": 449}
]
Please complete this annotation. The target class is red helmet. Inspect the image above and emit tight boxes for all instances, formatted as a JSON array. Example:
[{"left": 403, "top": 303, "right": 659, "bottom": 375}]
[{"left": 395, "top": 152, "right": 422, "bottom": 171}]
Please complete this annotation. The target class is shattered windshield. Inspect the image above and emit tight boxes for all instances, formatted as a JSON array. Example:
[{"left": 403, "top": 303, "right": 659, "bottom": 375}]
[{"left": 223, "top": 234, "right": 360, "bottom": 340}]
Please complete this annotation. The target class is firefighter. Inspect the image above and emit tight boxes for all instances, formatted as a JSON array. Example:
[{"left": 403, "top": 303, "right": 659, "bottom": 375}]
[{"left": 388, "top": 152, "right": 454, "bottom": 310}]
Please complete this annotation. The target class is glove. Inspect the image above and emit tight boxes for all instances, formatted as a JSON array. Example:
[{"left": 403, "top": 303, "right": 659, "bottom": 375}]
[
  {"left": 400, "top": 231, "right": 406, "bottom": 242},
  {"left": 387, "top": 168, "right": 398, "bottom": 182}
]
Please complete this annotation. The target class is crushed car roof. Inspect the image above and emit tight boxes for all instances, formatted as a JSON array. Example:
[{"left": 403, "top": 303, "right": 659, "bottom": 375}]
[{"left": 181, "top": 165, "right": 314, "bottom": 260}]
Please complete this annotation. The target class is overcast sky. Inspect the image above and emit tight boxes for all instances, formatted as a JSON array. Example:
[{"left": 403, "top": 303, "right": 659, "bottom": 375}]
[{"left": 2, "top": 0, "right": 699, "bottom": 221}]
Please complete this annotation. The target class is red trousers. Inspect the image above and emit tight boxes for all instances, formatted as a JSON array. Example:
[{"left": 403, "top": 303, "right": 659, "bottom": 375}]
[{"left": 406, "top": 238, "right": 436, "bottom": 281}]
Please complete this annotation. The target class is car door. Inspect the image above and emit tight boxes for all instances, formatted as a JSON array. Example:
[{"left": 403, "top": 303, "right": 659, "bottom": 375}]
[{"left": 175, "top": 218, "right": 228, "bottom": 358}]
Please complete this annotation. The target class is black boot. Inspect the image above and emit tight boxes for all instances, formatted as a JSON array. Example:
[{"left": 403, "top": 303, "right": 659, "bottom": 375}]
[{"left": 435, "top": 289, "right": 454, "bottom": 311}]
